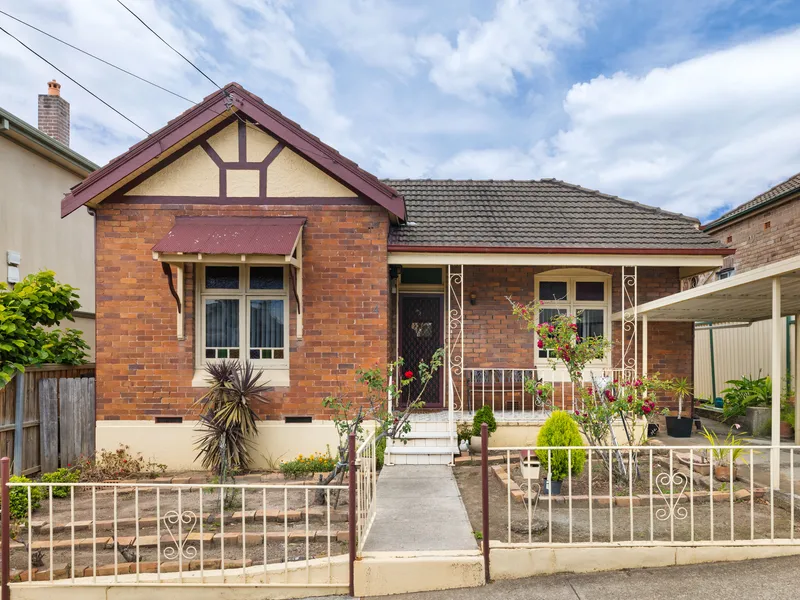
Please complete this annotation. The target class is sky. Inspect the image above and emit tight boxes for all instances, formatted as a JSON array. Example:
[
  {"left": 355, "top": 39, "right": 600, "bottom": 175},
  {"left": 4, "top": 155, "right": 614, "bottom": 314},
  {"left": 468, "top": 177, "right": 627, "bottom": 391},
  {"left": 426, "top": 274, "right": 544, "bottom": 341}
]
[{"left": 1, "top": 0, "right": 800, "bottom": 223}]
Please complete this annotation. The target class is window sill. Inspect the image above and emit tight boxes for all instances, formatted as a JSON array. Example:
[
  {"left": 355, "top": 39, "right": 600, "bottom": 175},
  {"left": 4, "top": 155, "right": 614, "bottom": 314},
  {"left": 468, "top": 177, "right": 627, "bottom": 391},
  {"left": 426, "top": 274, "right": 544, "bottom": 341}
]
[{"left": 192, "top": 367, "right": 290, "bottom": 388}]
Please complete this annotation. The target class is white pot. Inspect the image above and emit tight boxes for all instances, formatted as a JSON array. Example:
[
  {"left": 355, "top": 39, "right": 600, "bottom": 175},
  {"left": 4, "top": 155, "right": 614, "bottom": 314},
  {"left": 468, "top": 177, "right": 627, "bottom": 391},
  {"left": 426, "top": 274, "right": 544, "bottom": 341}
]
[{"left": 470, "top": 435, "right": 482, "bottom": 454}]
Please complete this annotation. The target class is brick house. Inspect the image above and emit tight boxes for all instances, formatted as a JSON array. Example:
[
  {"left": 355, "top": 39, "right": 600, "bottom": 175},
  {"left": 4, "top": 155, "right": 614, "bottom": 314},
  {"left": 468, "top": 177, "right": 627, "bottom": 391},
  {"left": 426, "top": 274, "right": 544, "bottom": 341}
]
[
  {"left": 61, "top": 83, "right": 730, "bottom": 468},
  {"left": 691, "top": 173, "right": 800, "bottom": 402}
]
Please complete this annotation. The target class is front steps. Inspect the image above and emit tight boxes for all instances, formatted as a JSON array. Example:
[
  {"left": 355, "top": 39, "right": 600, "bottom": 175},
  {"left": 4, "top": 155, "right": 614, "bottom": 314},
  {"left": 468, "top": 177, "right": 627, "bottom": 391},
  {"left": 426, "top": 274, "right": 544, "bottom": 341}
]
[{"left": 385, "top": 420, "right": 459, "bottom": 465}]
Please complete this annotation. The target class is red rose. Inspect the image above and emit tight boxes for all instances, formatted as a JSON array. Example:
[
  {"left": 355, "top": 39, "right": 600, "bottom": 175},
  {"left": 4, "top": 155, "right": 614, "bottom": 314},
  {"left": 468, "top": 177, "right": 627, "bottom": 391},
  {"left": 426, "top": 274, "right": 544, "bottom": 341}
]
[
  {"left": 642, "top": 405, "right": 652, "bottom": 414},
  {"left": 404, "top": 370, "right": 413, "bottom": 378},
  {"left": 537, "top": 340, "right": 544, "bottom": 348}
]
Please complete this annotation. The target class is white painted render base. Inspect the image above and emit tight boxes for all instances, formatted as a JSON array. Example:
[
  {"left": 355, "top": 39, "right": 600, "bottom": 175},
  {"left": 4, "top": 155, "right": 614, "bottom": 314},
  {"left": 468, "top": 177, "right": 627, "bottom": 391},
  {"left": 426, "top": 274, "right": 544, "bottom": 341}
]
[
  {"left": 9, "top": 555, "right": 349, "bottom": 600},
  {"left": 95, "top": 420, "right": 358, "bottom": 470},
  {"left": 489, "top": 542, "right": 800, "bottom": 580}
]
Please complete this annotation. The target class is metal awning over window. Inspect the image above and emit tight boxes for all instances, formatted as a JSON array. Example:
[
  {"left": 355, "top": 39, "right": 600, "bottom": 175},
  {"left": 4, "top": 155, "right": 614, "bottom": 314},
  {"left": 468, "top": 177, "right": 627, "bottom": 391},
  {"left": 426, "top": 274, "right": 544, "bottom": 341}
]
[
  {"left": 152, "top": 216, "right": 305, "bottom": 263},
  {"left": 152, "top": 216, "right": 306, "bottom": 340}
]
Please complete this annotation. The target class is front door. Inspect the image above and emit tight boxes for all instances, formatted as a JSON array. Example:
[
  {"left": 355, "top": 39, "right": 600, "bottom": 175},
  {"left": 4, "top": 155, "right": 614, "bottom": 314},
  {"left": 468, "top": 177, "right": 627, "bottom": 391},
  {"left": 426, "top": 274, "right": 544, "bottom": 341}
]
[{"left": 399, "top": 294, "right": 444, "bottom": 409}]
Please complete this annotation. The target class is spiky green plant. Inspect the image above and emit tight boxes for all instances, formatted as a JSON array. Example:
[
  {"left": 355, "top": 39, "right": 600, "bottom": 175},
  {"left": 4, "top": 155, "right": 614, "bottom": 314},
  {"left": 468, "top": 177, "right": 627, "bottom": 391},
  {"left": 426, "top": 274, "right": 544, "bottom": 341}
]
[{"left": 194, "top": 361, "right": 269, "bottom": 481}]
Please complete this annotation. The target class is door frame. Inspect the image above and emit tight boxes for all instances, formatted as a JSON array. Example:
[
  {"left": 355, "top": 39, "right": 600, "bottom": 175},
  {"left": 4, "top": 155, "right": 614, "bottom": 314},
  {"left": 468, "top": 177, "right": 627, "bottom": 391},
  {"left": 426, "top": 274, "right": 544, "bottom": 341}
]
[{"left": 398, "top": 292, "right": 445, "bottom": 409}]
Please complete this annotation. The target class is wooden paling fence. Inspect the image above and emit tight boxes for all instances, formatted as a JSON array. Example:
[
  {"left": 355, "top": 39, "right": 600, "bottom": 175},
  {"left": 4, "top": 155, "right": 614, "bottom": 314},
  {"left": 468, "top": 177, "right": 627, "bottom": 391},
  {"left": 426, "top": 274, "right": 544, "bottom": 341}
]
[{"left": 0, "top": 364, "right": 95, "bottom": 475}]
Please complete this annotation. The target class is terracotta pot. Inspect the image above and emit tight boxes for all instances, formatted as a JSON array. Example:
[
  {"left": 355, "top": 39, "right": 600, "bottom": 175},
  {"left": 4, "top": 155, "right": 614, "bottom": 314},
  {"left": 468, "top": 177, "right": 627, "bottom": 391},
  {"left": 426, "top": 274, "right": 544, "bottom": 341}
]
[
  {"left": 713, "top": 465, "right": 738, "bottom": 482},
  {"left": 780, "top": 421, "right": 794, "bottom": 439}
]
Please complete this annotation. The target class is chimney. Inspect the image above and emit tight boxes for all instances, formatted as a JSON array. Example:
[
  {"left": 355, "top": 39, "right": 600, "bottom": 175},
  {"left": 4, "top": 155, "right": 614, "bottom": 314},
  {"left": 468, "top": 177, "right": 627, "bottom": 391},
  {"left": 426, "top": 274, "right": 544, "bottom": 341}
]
[{"left": 38, "top": 80, "right": 70, "bottom": 146}]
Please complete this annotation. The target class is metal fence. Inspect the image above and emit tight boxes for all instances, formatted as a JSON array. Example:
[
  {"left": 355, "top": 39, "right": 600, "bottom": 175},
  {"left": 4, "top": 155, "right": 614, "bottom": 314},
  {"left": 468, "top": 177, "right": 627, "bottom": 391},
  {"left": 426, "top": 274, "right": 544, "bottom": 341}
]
[
  {"left": 355, "top": 430, "right": 378, "bottom": 555},
  {"left": 0, "top": 430, "right": 372, "bottom": 596},
  {"left": 477, "top": 427, "right": 799, "bottom": 555}
]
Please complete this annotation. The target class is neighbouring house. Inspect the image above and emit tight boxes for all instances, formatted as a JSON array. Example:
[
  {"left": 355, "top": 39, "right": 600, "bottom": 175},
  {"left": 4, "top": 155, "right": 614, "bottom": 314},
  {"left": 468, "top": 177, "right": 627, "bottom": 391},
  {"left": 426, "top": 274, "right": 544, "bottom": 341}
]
[
  {"left": 692, "top": 173, "right": 800, "bottom": 403},
  {"left": 60, "top": 83, "right": 731, "bottom": 468},
  {"left": 1, "top": 80, "right": 98, "bottom": 358}
]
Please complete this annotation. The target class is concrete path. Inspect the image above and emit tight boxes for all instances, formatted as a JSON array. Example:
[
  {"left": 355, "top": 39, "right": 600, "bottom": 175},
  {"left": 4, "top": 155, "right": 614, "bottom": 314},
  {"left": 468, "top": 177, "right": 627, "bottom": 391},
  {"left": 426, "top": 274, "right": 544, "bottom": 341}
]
[
  {"left": 362, "top": 465, "right": 478, "bottom": 552},
  {"left": 372, "top": 556, "right": 800, "bottom": 600}
]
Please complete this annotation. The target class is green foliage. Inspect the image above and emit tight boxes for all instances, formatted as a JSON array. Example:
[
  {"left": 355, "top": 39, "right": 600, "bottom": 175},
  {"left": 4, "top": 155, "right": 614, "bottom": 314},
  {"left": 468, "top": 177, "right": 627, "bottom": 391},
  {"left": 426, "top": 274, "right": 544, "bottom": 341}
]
[
  {"left": 721, "top": 375, "right": 771, "bottom": 421},
  {"left": 457, "top": 421, "right": 473, "bottom": 444},
  {"left": 0, "top": 270, "right": 88, "bottom": 385},
  {"left": 471, "top": 405, "right": 497, "bottom": 437},
  {"left": 2, "top": 476, "right": 43, "bottom": 521},
  {"left": 79, "top": 444, "right": 167, "bottom": 482},
  {"left": 536, "top": 411, "right": 586, "bottom": 481},
  {"left": 700, "top": 426, "right": 747, "bottom": 465},
  {"left": 376, "top": 436, "right": 387, "bottom": 469},
  {"left": 194, "top": 361, "right": 269, "bottom": 480},
  {"left": 41, "top": 467, "right": 80, "bottom": 498},
  {"left": 280, "top": 451, "right": 336, "bottom": 478}
]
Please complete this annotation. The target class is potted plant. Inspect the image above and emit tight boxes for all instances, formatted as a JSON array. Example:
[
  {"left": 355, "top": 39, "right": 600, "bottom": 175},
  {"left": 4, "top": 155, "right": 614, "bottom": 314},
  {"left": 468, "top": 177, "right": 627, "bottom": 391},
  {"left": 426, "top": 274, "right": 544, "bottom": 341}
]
[
  {"left": 470, "top": 405, "right": 497, "bottom": 453},
  {"left": 457, "top": 421, "right": 472, "bottom": 453},
  {"left": 665, "top": 377, "right": 694, "bottom": 438},
  {"left": 780, "top": 402, "right": 795, "bottom": 439},
  {"left": 536, "top": 411, "right": 586, "bottom": 494},
  {"left": 700, "top": 425, "right": 746, "bottom": 481}
]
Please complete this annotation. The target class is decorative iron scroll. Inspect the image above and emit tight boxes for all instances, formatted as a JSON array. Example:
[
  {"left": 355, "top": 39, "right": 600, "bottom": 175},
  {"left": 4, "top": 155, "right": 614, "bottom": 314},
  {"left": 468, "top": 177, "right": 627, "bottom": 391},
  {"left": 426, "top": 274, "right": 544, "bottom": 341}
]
[
  {"left": 620, "top": 266, "right": 638, "bottom": 381},
  {"left": 162, "top": 510, "right": 198, "bottom": 560},
  {"left": 655, "top": 472, "right": 689, "bottom": 521},
  {"left": 447, "top": 265, "right": 464, "bottom": 412}
]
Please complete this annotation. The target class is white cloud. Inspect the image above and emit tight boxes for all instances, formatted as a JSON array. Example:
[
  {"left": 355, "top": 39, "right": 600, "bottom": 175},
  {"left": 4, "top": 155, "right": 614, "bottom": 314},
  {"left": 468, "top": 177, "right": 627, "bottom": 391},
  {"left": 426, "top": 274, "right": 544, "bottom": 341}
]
[
  {"left": 437, "top": 27, "right": 800, "bottom": 219},
  {"left": 415, "top": 0, "right": 587, "bottom": 101}
]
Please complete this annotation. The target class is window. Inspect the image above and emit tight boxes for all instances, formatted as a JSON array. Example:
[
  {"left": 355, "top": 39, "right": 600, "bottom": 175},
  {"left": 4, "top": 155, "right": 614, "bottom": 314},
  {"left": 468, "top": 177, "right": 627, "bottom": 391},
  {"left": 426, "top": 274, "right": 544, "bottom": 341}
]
[
  {"left": 199, "top": 265, "right": 288, "bottom": 367},
  {"left": 716, "top": 268, "right": 735, "bottom": 280},
  {"left": 401, "top": 267, "right": 443, "bottom": 286},
  {"left": 534, "top": 272, "right": 611, "bottom": 364}
]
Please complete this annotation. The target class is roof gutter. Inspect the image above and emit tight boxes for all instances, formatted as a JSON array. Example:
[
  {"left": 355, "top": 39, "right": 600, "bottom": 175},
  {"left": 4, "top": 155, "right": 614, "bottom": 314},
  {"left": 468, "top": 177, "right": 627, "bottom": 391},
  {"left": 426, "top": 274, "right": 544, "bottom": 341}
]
[
  {"left": 387, "top": 245, "right": 735, "bottom": 256},
  {"left": 703, "top": 188, "right": 800, "bottom": 232}
]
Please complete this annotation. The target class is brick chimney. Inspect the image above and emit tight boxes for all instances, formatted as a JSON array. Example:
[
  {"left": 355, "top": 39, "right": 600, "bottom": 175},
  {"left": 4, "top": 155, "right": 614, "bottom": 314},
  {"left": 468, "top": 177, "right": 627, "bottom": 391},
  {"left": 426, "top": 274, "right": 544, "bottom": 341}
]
[{"left": 38, "top": 80, "right": 70, "bottom": 146}]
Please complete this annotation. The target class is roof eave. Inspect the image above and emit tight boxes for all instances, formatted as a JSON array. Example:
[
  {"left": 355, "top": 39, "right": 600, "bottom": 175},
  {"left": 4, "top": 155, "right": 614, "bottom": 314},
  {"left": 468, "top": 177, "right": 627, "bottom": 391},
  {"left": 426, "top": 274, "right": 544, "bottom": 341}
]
[
  {"left": 386, "top": 244, "right": 735, "bottom": 256},
  {"left": 703, "top": 188, "right": 800, "bottom": 232}
]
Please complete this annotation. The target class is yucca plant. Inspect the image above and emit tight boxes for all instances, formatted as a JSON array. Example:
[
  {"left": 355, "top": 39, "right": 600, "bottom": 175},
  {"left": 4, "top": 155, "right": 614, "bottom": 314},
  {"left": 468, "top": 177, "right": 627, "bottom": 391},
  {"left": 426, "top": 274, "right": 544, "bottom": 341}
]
[{"left": 194, "top": 361, "right": 269, "bottom": 483}]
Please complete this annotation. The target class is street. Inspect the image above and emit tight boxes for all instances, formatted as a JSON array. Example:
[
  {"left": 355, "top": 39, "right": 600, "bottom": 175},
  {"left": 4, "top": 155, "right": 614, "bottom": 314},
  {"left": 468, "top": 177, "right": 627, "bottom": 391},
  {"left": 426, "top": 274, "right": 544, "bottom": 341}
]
[{"left": 373, "top": 556, "right": 800, "bottom": 600}]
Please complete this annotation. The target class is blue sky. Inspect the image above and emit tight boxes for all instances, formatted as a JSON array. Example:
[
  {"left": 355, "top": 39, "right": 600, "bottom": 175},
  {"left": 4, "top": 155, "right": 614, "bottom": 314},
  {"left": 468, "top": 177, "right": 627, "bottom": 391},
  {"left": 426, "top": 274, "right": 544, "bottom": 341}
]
[{"left": 1, "top": 0, "right": 800, "bottom": 222}]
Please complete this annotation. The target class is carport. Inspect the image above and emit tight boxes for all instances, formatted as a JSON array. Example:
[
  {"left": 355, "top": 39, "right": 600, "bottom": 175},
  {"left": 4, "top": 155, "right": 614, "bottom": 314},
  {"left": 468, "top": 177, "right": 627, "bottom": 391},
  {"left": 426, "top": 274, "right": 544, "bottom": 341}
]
[{"left": 614, "top": 254, "right": 800, "bottom": 487}]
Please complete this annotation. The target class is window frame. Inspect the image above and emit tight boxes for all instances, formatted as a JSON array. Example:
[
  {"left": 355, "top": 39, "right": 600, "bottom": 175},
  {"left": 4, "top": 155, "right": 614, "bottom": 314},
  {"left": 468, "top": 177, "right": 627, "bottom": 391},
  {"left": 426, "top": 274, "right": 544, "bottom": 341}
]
[
  {"left": 533, "top": 270, "right": 612, "bottom": 367},
  {"left": 196, "top": 264, "right": 290, "bottom": 371}
]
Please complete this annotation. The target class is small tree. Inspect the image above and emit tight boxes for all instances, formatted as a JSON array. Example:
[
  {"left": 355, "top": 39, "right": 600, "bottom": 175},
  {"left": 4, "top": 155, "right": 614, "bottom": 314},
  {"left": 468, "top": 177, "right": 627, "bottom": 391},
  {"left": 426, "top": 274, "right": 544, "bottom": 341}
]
[
  {"left": 317, "top": 348, "right": 444, "bottom": 502},
  {"left": 471, "top": 405, "right": 497, "bottom": 437},
  {"left": 194, "top": 361, "right": 269, "bottom": 484},
  {"left": 536, "top": 411, "right": 586, "bottom": 481},
  {"left": 0, "top": 270, "right": 89, "bottom": 385}
]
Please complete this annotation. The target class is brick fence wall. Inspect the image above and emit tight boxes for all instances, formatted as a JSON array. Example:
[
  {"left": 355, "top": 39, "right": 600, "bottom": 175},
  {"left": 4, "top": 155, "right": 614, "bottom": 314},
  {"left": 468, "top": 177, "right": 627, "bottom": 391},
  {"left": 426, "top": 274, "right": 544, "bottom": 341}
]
[{"left": 95, "top": 202, "right": 390, "bottom": 421}]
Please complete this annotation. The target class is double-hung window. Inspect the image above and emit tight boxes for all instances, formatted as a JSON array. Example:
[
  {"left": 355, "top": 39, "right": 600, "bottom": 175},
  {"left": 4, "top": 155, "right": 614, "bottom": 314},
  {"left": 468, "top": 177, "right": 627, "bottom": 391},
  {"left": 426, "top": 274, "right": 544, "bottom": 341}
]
[
  {"left": 534, "top": 272, "right": 611, "bottom": 365},
  {"left": 199, "top": 265, "right": 289, "bottom": 369}
]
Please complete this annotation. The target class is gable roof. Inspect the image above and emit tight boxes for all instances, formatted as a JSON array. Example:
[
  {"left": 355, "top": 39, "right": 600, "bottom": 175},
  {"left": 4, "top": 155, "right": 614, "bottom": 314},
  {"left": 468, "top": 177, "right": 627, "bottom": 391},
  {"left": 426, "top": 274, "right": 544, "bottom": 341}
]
[
  {"left": 61, "top": 83, "right": 404, "bottom": 219},
  {"left": 703, "top": 172, "right": 800, "bottom": 232},
  {"left": 385, "top": 179, "right": 730, "bottom": 254},
  {"left": 0, "top": 106, "right": 97, "bottom": 177}
]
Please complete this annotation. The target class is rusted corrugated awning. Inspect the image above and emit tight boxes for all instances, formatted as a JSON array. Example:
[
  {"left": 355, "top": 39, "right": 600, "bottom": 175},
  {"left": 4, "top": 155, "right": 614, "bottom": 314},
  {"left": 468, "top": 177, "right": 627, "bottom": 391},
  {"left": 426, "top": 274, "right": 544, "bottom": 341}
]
[{"left": 152, "top": 216, "right": 306, "bottom": 256}]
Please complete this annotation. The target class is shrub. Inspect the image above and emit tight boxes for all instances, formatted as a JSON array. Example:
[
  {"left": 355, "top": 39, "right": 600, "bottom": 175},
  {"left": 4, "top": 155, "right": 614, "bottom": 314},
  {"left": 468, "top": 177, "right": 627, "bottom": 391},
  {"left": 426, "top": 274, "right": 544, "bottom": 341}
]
[
  {"left": 376, "top": 437, "right": 387, "bottom": 469},
  {"left": 79, "top": 445, "right": 166, "bottom": 482},
  {"left": 536, "top": 411, "right": 586, "bottom": 481},
  {"left": 721, "top": 375, "right": 770, "bottom": 421},
  {"left": 471, "top": 405, "right": 497, "bottom": 437},
  {"left": 41, "top": 467, "right": 80, "bottom": 498},
  {"left": 457, "top": 422, "right": 472, "bottom": 444},
  {"left": 2, "top": 476, "right": 43, "bottom": 521},
  {"left": 280, "top": 451, "right": 336, "bottom": 479}
]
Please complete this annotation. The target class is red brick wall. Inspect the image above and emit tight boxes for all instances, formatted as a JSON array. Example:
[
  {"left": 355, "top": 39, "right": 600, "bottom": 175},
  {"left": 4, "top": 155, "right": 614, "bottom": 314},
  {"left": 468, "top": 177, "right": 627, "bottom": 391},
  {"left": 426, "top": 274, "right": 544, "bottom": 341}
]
[
  {"left": 390, "top": 265, "right": 692, "bottom": 414},
  {"left": 707, "top": 195, "right": 800, "bottom": 274},
  {"left": 95, "top": 202, "right": 390, "bottom": 421}
]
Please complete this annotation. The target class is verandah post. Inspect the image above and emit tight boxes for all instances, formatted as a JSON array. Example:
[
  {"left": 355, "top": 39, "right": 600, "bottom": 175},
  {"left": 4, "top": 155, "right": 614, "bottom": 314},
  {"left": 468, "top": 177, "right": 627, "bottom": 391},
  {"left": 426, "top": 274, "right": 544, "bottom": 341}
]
[
  {"left": 2, "top": 456, "right": 10, "bottom": 600},
  {"left": 481, "top": 422, "right": 490, "bottom": 582},
  {"left": 348, "top": 432, "right": 356, "bottom": 596}
]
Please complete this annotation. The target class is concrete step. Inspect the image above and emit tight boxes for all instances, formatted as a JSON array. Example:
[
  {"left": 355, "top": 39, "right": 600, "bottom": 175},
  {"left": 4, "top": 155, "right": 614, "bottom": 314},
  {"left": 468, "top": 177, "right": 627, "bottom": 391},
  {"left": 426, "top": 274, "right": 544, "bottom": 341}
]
[
  {"left": 354, "top": 551, "right": 484, "bottom": 596},
  {"left": 394, "top": 431, "right": 453, "bottom": 439},
  {"left": 385, "top": 445, "right": 458, "bottom": 465},
  {"left": 386, "top": 446, "right": 459, "bottom": 455}
]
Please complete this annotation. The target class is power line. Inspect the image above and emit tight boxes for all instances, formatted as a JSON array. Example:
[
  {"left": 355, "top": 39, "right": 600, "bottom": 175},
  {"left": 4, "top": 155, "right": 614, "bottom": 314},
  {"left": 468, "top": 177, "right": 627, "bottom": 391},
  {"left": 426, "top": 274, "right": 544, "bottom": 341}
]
[
  {"left": 115, "top": 0, "right": 221, "bottom": 90},
  {"left": 0, "top": 9, "right": 197, "bottom": 104},
  {"left": 0, "top": 25, "right": 150, "bottom": 135}
]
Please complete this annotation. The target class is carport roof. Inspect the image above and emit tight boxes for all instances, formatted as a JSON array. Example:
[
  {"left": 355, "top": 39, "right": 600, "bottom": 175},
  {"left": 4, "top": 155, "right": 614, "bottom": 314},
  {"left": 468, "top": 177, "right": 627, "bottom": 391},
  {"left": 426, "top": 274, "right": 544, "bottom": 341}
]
[{"left": 612, "top": 254, "right": 800, "bottom": 323}]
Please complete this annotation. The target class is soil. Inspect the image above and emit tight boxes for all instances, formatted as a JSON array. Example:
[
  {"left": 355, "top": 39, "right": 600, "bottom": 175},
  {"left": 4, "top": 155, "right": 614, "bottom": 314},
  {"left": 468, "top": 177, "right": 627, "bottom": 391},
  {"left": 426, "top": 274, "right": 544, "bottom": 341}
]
[
  {"left": 454, "top": 463, "right": 799, "bottom": 545},
  {"left": 10, "top": 485, "right": 349, "bottom": 577}
]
